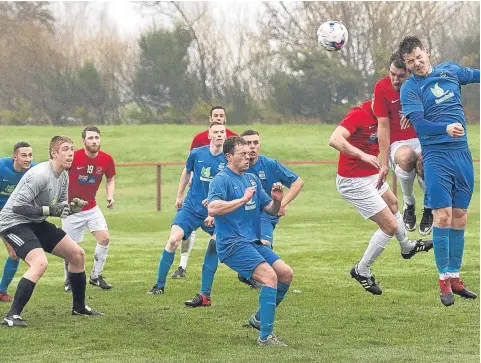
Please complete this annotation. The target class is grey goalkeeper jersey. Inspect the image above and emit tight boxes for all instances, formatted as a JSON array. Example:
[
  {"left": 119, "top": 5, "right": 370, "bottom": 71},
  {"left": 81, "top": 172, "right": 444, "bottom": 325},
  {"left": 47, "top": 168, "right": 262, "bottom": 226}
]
[{"left": 0, "top": 161, "right": 68, "bottom": 232}]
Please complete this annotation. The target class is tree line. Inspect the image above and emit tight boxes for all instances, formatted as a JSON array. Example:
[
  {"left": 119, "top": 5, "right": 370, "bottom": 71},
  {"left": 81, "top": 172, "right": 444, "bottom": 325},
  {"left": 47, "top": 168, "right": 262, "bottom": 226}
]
[{"left": 0, "top": 1, "right": 478, "bottom": 126}]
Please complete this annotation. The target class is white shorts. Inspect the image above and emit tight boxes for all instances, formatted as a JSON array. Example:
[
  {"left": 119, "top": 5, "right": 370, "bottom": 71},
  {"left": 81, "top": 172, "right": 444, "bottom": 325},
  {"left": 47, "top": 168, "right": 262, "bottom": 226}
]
[
  {"left": 61, "top": 206, "right": 108, "bottom": 243},
  {"left": 336, "top": 174, "right": 390, "bottom": 220},
  {"left": 389, "top": 138, "right": 422, "bottom": 169}
]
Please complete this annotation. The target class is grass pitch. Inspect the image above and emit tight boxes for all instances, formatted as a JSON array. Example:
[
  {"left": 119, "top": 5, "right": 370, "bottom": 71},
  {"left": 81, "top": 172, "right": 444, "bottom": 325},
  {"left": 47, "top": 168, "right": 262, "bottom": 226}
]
[{"left": 0, "top": 124, "right": 479, "bottom": 362}]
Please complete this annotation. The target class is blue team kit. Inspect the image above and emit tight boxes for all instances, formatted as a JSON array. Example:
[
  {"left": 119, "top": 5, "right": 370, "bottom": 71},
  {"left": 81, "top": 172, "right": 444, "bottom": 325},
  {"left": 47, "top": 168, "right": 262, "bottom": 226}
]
[
  {"left": 401, "top": 62, "right": 479, "bottom": 209},
  {"left": 172, "top": 146, "right": 226, "bottom": 239}
]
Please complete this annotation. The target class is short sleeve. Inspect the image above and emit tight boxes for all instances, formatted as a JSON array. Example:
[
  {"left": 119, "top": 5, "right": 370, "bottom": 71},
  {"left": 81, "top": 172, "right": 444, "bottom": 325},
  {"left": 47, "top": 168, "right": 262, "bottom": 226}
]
[
  {"left": 185, "top": 149, "right": 197, "bottom": 172},
  {"left": 339, "top": 107, "right": 361, "bottom": 134},
  {"left": 274, "top": 161, "right": 298, "bottom": 189},
  {"left": 105, "top": 155, "right": 116, "bottom": 179},
  {"left": 208, "top": 175, "right": 227, "bottom": 203},
  {"left": 372, "top": 82, "right": 390, "bottom": 118}
]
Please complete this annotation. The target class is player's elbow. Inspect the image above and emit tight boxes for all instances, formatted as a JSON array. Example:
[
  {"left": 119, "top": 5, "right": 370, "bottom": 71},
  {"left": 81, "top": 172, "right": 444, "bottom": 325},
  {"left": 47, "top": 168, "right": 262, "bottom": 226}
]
[{"left": 328, "top": 134, "right": 338, "bottom": 148}]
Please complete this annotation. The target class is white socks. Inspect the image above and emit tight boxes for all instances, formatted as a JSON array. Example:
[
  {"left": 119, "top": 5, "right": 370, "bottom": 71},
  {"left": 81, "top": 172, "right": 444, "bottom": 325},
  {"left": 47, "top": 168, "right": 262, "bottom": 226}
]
[
  {"left": 180, "top": 231, "right": 196, "bottom": 270},
  {"left": 395, "top": 165, "right": 416, "bottom": 206},
  {"left": 91, "top": 243, "right": 109, "bottom": 278},
  {"left": 393, "top": 211, "right": 416, "bottom": 253},
  {"left": 358, "top": 229, "right": 391, "bottom": 276}
]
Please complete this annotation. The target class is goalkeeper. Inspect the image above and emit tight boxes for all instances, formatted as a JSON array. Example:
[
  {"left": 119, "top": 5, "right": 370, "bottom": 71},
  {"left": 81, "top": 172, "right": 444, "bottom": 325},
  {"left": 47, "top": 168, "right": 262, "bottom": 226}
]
[{"left": 0, "top": 136, "right": 104, "bottom": 328}]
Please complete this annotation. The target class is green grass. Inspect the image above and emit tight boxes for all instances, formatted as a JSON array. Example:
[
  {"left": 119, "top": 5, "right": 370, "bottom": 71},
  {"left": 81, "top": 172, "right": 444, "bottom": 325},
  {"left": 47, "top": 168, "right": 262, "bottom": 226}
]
[{"left": 0, "top": 125, "right": 479, "bottom": 362}]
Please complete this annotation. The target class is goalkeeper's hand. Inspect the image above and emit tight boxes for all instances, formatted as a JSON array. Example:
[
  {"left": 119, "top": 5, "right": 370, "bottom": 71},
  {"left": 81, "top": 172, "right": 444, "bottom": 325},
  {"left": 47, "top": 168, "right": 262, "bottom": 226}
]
[
  {"left": 69, "top": 197, "right": 88, "bottom": 214},
  {"left": 44, "top": 202, "right": 71, "bottom": 219}
]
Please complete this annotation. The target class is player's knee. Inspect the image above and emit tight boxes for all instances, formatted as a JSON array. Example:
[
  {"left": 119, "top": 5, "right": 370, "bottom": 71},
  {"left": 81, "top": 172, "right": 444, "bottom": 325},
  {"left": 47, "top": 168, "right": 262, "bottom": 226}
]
[
  {"left": 69, "top": 246, "right": 86, "bottom": 267},
  {"left": 32, "top": 257, "right": 49, "bottom": 274},
  {"left": 395, "top": 149, "right": 416, "bottom": 171},
  {"left": 167, "top": 237, "right": 180, "bottom": 251},
  {"left": 451, "top": 210, "right": 467, "bottom": 229},
  {"left": 259, "top": 267, "right": 277, "bottom": 288},
  {"left": 434, "top": 209, "right": 452, "bottom": 228},
  {"left": 97, "top": 235, "right": 110, "bottom": 246},
  {"left": 279, "top": 264, "right": 294, "bottom": 284}
]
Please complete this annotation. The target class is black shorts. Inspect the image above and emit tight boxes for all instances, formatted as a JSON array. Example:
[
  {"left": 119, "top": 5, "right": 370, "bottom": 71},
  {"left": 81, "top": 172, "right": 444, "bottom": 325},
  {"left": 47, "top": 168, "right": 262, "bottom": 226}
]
[{"left": 1, "top": 221, "right": 67, "bottom": 260}]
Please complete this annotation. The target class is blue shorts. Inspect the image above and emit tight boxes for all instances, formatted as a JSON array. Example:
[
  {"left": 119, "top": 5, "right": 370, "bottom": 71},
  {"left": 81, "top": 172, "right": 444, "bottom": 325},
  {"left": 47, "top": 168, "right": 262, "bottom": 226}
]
[
  {"left": 172, "top": 207, "right": 214, "bottom": 240},
  {"left": 221, "top": 241, "right": 280, "bottom": 279},
  {"left": 260, "top": 218, "right": 276, "bottom": 244},
  {"left": 422, "top": 146, "right": 474, "bottom": 209}
]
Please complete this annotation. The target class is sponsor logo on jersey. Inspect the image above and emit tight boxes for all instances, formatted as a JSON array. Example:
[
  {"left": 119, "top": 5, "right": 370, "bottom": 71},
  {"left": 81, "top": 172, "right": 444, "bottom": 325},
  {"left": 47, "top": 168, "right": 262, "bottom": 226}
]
[
  {"left": 431, "top": 83, "right": 454, "bottom": 104},
  {"left": 245, "top": 199, "right": 256, "bottom": 210},
  {"left": 0, "top": 184, "right": 16, "bottom": 195},
  {"left": 368, "top": 132, "right": 378, "bottom": 144},
  {"left": 200, "top": 166, "right": 212, "bottom": 182}
]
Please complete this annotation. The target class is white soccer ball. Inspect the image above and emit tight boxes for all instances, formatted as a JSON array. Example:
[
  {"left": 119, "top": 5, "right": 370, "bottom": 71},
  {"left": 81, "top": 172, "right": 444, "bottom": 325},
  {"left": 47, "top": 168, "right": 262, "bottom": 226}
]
[{"left": 317, "top": 21, "right": 349, "bottom": 51}]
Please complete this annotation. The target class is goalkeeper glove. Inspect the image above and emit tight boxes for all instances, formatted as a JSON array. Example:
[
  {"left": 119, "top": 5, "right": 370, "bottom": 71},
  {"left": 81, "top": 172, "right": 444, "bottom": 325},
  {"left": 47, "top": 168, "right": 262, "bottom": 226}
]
[
  {"left": 69, "top": 197, "right": 88, "bottom": 214},
  {"left": 43, "top": 202, "right": 71, "bottom": 219}
]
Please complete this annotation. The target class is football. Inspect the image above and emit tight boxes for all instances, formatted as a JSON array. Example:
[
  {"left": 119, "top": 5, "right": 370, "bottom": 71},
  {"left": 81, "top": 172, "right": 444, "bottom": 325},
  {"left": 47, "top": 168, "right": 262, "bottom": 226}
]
[{"left": 317, "top": 21, "right": 349, "bottom": 51}]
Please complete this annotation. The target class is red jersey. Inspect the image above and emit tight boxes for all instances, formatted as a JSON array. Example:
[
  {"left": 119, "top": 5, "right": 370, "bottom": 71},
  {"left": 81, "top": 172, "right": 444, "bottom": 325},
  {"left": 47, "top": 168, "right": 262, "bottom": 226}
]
[
  {"left": 372, "top": 75, "right": 417, "bottom": 143},
  {"left": 68, "top": 149, "right": 116, "bottom": 211},
  {"left": 337, "top": 100, "right": 379, "bottom": 178},
  {"left": 190, "top": 127, "right": 237, "bottom": 150}
]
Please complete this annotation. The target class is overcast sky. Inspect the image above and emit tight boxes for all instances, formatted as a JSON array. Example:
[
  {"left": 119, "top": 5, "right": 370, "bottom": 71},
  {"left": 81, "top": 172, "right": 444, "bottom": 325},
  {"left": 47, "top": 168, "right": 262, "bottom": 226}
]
[{"left": 50, "top": 1, "right": 262, "bottom": 38}]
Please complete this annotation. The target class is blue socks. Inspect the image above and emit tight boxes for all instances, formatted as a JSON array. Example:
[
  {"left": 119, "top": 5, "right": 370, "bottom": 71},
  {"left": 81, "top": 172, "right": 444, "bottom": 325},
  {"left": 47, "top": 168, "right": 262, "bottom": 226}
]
[
  {"left": 156, "top": 249, "right": 175, "bottom": 288},
  {"left": 0, "top": 257, "right": 20, "bottom": 293},
  {"left": 259, "top": 286, "right": 277, "bottom": 340},
  {"left": 433, "top": 227, "right": 449, "bottom": 274},
  {"left": 200, "top": 239, "right": 218, "bottom": 297},
  {"left": 255, "top": 281, "right": 290, "bottom": 321},
  {"left": 448, "top": 228, "right": 465, "bottom": 273}
]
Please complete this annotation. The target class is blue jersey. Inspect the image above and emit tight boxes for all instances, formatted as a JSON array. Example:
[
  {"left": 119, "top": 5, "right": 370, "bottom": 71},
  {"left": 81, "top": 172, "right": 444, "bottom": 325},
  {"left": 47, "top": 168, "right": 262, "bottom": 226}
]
[
  {"left": 401, "top": 62, "right": 478, "bottom": 149},
  {"left": 183, "top": 146, "right": 226, "bottom": 218},
  {"left": 0, "top": 158, "right": 35, "bottom": 209},
  {"left": 247, "top": 155, "right": 298, "bottom": 224},
  {"left": 208, "top": 168, "right": 272, "bottom": 260}
]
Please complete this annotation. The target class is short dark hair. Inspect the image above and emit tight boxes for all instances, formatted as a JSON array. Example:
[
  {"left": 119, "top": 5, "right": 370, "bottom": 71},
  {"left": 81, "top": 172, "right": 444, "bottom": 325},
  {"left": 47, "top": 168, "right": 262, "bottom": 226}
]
[
  {"left": 240, "top": 129, "right": 259, "bottom": 137},
  {"left": 398, "top": 36, "right": 425, "bottom": 57},
  {"left": 390, "top": 51, "right": 407, "bottom": 71},
  {"left": 81, "top": 126, "right": 101, "bottom": 139},
  {"left": 223, "top": 136, "right": 246, "bottom": 155},
  {"left": 13, "top": 141, "right": 31, "bottom": 154},
  {"left": 210, "top": 106, "right": 225, "bottom": 117}
]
